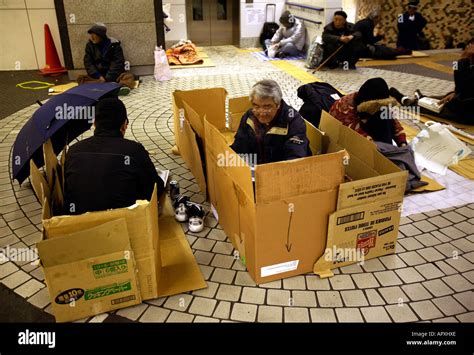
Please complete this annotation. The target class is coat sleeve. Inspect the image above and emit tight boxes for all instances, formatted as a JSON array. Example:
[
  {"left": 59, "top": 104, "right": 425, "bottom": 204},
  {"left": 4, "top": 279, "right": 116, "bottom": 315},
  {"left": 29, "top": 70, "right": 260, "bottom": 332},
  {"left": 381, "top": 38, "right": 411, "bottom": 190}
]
[
  {"left": 271, "top": 27, "right": 284, "bottom": 43},
  {"left": 392, "top": 119, "right": 407, "bottom": 146},
  {"left": 105, "top": 44, "right": 125, "bottom": 82},
  {"left": 329, "top": 96, "right": 370, "bottom": 138},
  {"left": 84, "top": 43, "right": 101, "bottom": 78},
  {"left": 284, "top": 113, "right": 311, "bottom": 160},
  {"left": 280, "top": 20, "right": 305, "bottom": 47},
  {"left": 322, "top": 25, "right": 341, "bottom": 45}
]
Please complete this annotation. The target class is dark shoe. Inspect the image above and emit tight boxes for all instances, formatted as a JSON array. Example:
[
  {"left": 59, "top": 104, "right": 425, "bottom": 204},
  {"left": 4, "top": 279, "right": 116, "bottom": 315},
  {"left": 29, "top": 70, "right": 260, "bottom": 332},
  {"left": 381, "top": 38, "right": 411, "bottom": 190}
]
[
  {"left": 389, "top": 87, "right": 405, "bottom": 103},
  {"left": 414, "top": 89, "right": 424, "bottom": 100}
]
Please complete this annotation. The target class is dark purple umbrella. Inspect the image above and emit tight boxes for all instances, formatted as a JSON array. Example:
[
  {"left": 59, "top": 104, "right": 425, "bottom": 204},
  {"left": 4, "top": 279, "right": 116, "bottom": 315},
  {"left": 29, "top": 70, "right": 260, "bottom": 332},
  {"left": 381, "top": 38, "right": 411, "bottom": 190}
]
[{"left": 12, "top": 82, "right": 121, "bottom": 184}]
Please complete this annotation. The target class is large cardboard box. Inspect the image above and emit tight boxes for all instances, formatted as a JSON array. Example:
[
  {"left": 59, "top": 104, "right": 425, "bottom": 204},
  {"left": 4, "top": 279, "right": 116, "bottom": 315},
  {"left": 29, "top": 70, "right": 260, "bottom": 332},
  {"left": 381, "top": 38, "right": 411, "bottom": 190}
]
[
  {"left": 172, "top": 88, "right": 408, "bottom": 284},
  {"left": 37, "top": 219, "right": 142, "bottom": 323},
  {"left": 38, "top": 186, "right": 207, "bottom": 322}
]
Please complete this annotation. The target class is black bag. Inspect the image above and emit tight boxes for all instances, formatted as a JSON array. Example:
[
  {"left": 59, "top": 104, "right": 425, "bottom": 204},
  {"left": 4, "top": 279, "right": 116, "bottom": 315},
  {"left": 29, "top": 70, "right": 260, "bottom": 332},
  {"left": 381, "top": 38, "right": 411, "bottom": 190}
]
[{"left": 259, "top": 4, "right": 279, "bottom": 50}]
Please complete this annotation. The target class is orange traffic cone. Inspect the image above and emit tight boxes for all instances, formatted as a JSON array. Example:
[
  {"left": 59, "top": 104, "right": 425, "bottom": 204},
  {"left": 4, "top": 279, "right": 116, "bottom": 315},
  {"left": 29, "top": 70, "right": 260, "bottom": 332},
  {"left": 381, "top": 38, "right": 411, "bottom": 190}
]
[{"left": 40, "top": 24, "right": 67, "bottom": 76}]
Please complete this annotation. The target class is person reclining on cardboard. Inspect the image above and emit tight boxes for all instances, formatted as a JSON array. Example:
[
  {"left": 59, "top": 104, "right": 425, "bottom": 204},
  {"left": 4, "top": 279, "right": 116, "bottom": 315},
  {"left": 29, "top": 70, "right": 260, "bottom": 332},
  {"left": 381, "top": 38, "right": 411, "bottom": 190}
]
[
  {"left": 230, "top": 80, "right": 311, "bottom": 164},
  {"left": 77, "top": 22, "right": 135, "bottom": 92},
  {"left": 64, "top": 98, "right": 164, "bottom": 215}
]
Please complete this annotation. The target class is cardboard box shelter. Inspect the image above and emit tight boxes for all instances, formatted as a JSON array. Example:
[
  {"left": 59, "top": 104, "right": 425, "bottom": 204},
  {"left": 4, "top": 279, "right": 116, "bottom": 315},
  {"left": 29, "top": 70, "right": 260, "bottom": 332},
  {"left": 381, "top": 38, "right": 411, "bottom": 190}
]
[
  {"left": 173, "top": 88, "right": 408, "bottom": 284},
  {"left": 34, "top": 157, "right": 207, "bottom": 323}
]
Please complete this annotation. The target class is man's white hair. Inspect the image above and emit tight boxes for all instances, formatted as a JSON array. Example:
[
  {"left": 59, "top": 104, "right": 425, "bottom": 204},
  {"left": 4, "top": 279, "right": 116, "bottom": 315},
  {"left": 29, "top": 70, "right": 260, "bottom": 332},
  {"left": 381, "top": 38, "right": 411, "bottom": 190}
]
[{"left": 250, "top": 79, "right": 283, "bottom": 105}]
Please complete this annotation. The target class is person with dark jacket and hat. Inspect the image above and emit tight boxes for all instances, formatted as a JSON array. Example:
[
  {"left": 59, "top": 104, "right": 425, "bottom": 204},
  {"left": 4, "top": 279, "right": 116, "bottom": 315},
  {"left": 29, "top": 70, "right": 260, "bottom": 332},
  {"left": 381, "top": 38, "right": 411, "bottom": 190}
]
[
  {"left": 79, "top": 23, "right": 135, "bottom": 93},
  {"left": 230, "top": 80, "right": 311, "bottom": 165},
  {"left": 354, "top": 8, "right": 411, "bottom": 59},
  {"left": 322, "top": 10, "right": 364, "bottom": 69},
  {"left": 64, "top": 98, "right": 165, "bottom": 215},
  {"left": 397, "top": 1, "right": 428, "bottom": 51},
  {"left": 329, "top": 77, "right": 407, "bottom": 146},
  {"left": 265, "top": 11, "right": 306, "bottom": 58}
]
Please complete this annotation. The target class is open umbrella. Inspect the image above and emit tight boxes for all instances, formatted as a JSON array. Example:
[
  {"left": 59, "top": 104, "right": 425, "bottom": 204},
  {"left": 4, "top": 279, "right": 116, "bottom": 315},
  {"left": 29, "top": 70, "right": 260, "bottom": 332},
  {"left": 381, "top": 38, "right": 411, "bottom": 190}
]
[{"left": 11, "top": 82, "right": 121, "bottom": 184}]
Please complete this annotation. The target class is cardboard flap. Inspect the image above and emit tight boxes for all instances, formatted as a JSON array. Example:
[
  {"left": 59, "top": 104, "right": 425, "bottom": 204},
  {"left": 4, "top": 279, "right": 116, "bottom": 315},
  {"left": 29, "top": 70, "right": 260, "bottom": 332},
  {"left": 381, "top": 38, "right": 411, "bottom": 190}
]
[
  {"left": 320, "top": 111, "right": 401, "bottom": 180},
  {"left": 305, "top": 120, "right": 324, "bottom": 155},
  {"left": 255, "top": 151, "right": 346, "bottom": 204},
  {"left": 43, "top": 139, "right": 58, "bottom": 190},
  {"left": 38, "top": 218, "right": 130, "bottom": 267},
  {"left": 228, "top": 97, "right": 251, "bottom": 131},
  {"left": 205, "top": 118, "right": 254, "bottom": 202},
  {"left": 314, "top": 197, "right": 402, "bottom": 277},
  {"left": 337, "top": 171, "right": 408, "bottom": 210},
  {"left": 30, "top": 160, "right": 50, "bottom": 206},
  {"left": 157, "top": 196, "right": 207, "bottom": 296},
  {"left": 177, "top": 117, "right": 207, "bottom": 197},
  {"left": 183, "top": 100, "right": 204, "bottom": 139},
  {"left": 173, "top": 88, "right": 227, "bottom": 132}
]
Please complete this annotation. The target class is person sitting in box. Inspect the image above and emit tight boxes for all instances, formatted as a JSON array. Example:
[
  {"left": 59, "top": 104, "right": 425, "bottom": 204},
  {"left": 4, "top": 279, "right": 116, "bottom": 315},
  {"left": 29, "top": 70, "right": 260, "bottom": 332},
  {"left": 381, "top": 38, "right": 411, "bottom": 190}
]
[
  {"left": 329, "top": 77, "right": 407, "bottom": 146},
  {"left": 64, "top": 98, "right": 164, "bottom": 215},
  {"left": 230, "top": 80, "right": 311, "bottom": 165}
]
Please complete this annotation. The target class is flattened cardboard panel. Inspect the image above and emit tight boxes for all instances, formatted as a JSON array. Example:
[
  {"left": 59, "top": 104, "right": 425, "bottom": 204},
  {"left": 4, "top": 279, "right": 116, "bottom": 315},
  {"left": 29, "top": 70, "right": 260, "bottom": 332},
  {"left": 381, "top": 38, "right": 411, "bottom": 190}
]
[
  {"left": 30, "top": 160, "right": 50, "bottom": 206},
  {"left": 253, "top": 189, "right": 338, "bottom": 284},
  {"left": 411, "top": 175, "right": 445, "bottom": 192},
  {"left": 38, "top": 219, "right": 129, "bottom": 267},
  {"left": 337, "top": 171, "right": 407, "bottom": 210},
  {"left": 255, "top": 151, "right": 346, "bottom": 204},
  {"left": 177, "top": 117, "right": 207, "bottom": 196},
  {"left": 158, "top": 196, "right": 207, "bottom": 296},
  {"left": 45, "top": 250, "right": 140, "bottom": 322},
  {"left": 314, "top": 197, "right": 402, "bottom": 278}
]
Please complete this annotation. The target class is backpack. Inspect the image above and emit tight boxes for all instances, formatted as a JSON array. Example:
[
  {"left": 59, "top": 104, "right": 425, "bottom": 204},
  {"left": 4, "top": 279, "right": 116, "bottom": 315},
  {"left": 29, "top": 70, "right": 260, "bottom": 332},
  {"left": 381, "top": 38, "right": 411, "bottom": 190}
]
[{"left": 305, "top": 37, "right": 324, "bottom": 69}]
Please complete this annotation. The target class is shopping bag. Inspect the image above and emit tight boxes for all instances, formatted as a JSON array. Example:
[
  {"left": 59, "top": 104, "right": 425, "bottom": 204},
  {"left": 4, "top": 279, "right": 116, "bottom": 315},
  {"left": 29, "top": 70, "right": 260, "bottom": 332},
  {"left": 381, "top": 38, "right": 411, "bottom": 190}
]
[
  {"left": 410, "top": 121, "right": 472, "bottom": 175},
  {"left": 154, "top": 46, "right": 172, "bottom": 81}
]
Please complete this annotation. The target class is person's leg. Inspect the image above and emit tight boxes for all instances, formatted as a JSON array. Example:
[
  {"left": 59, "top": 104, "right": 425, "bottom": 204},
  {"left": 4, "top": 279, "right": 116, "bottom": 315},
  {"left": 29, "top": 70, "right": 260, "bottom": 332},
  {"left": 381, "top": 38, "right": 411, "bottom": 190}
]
[
  {"left": 264, "top": 39, "right": 272, "bottom": 50},
  {"left": 76, "top": 74, "right": 101, "bottom": 85},
  {"left": 278, "top": 42, "right": 301, "bottom": 57}
]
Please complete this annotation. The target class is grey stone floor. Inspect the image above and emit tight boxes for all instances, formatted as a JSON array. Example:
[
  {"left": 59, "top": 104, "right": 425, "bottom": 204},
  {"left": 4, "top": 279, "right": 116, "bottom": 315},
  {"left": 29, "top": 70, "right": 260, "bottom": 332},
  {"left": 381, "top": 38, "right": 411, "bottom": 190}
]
[{"left": 0, "top": 46, "right": 472, "bottom": 323}]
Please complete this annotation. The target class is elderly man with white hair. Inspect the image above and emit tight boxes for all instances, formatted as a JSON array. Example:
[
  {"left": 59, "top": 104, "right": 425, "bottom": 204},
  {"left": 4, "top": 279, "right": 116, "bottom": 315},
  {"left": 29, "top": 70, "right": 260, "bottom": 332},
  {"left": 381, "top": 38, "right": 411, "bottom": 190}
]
[{"left": 230, "top": 80, "right": 311, "bottom": 165}]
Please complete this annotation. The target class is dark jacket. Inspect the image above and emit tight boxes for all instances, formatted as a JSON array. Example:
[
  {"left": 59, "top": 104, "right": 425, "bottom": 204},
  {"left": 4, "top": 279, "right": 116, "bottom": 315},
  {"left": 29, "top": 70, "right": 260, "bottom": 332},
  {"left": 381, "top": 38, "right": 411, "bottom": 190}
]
[
  {"left": 297, "top": 81, "right": 345, "bottom": 128},
  {"left": 354, "top": 18, "right": 383, "bottom": 45},
  {"left": 443, "top": 58, "right": 474, "bottom": 124},
  {"left": 64, "top": 130, "right": 164, "bottom": 215},
  {"left": 397, "top": 12, "right": 427, "bottom": 50},
  {"left": 230, "top": 100, "right": 311, "bottom": 164},
  {"left": 84, "top": 37, "right": 125, "bottom": 82},
  {"left": 322, "top": 22, "right": 361, "bottom": 47}
]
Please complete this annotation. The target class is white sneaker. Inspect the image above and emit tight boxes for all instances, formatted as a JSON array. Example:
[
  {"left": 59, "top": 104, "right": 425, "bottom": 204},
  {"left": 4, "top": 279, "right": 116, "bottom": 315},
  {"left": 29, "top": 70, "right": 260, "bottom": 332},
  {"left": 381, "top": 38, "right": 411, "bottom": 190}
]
[
  {"left": 187, "top": 202, "right": 204, "bottom": 233},
  {"left": 173, "top": 195, "right": 189, "bottom": 222}
]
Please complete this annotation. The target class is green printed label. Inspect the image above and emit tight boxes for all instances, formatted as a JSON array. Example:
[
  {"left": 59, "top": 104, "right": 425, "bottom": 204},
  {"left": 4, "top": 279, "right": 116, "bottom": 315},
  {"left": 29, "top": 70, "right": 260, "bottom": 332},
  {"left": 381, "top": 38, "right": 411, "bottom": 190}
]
[
  {"left": 85, "top": 281, "right": 132, "bottom": 300},
  {"left": 92, "top": 259, "right": 128, "bottom": 279}
]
